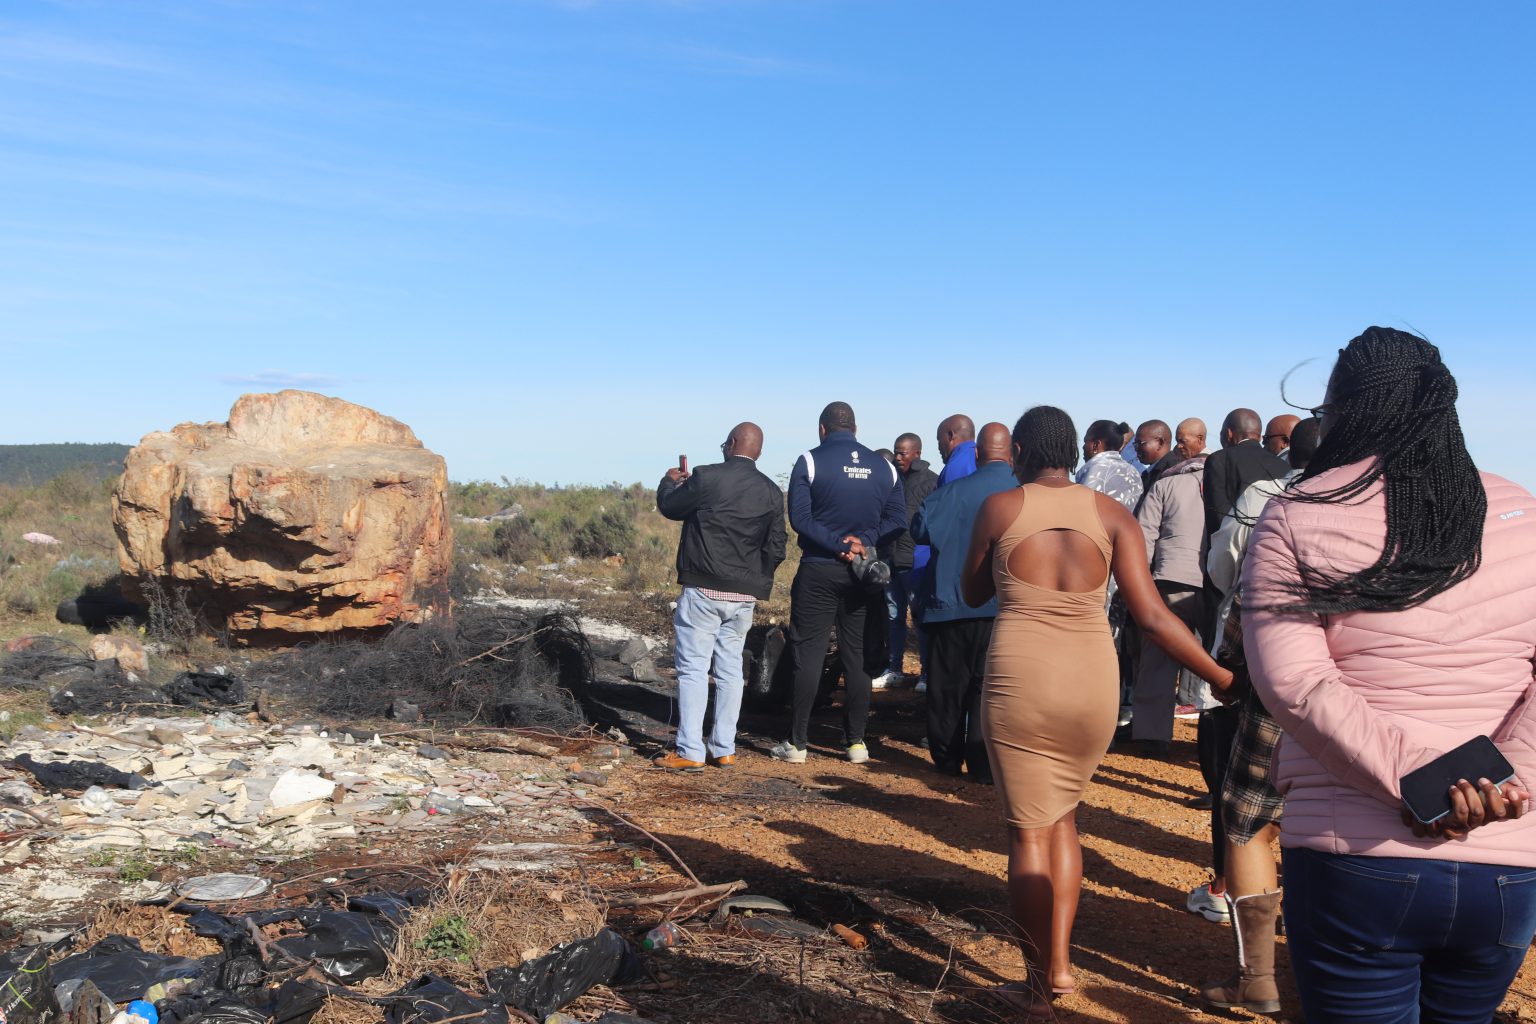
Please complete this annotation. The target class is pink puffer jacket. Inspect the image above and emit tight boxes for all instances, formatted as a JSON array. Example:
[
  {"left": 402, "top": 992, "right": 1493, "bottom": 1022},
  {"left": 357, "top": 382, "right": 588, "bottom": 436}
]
[{"left": 1244, "top": 465, "right": 1536, "bottom": 867}]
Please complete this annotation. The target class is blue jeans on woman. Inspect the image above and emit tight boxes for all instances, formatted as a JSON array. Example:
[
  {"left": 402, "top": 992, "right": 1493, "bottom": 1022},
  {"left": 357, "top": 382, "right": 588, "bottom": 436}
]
[{"left": 1282, "top": 846, "right": 1536, "bottom": 1023}]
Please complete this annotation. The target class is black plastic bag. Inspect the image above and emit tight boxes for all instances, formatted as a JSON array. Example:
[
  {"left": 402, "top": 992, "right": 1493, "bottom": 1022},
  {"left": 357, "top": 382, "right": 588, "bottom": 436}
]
[
  {"left": 244, "top": 910, "right": 395, "bottom": 983},
  {"left": 163, "top": 673, "right": 245, "bottom": 709},
  {"left": 156, "top": 993, "right": 267, "bottom": 1024},
  {"left": 0, "top": 943, "right": 60, "bottom": 1024},
  {"left": 12, "top": 754, "right": 153, "bottom": 792},
  {"left": 383, "top": 976, "right": 507, "bottom": 1024},
  {"left": 346, "top": 890, "right": 430, "bottom": 926},
  {"left": 50, "top": 936, "right": 204, "bottom": 1002},
  {"left": 486, "top": 929, "right": 645, "bottom": 1019},
  {"left": 263, "top": 980, "right": 327, "bottom": 1024}
]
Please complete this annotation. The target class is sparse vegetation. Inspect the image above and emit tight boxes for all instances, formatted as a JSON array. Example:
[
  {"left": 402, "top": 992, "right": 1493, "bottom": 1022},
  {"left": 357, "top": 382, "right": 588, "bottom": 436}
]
[
  {"left": 116, "top": 852, "right": 157, "bottom": 882},
  {"left": 0, "top": 444, "right": 130, "bottom": 486},
  {"left": 413, "top": 914, "right": 480, "bottom": 962},
  {"left": 0, "top": 470, "right": 118, "bottom": 632},
  {"left": 450, "top": 477, "right": 799, "bottom": 624}
]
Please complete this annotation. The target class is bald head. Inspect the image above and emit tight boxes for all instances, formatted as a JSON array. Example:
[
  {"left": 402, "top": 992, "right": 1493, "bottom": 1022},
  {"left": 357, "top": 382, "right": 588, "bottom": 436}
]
[
  {"left": 1221, "top": 408, "right": 1263, "bottom": 448},
  {"left": 1263, "top": 414, "right": 1301, "bottom": 457},
  {"left": 726, "top": 421, "right": 764, "bottom": 460},
  {"left": 1175, "top": 418, "right": 1207, "bottom": 461},
  {"left": 977, "top": 422, "right": 1012, "bottom": 465},
  {"left": 936, "top": 414, "right": 976, "bottom": 462}
]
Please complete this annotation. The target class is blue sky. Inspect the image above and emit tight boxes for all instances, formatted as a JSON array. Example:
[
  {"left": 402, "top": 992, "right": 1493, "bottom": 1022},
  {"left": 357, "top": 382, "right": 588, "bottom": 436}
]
[{"left": 2, "top": 1, "right": 1532, "bottom": 487}]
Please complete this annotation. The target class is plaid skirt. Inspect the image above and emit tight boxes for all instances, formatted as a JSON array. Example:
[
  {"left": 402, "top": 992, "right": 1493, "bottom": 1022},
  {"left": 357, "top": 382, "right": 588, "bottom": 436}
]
[{"left": 1220, "top": 686, "right": 1284, "bottom": 846}]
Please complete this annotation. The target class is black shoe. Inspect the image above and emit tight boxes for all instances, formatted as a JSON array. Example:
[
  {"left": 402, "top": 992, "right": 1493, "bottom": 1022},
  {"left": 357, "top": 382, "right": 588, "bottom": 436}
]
[
  {"left": 1139, "top": 740, "right": 1172, "bottom": 759},
  {"left": 1187, "top": 793, "right": 1214, "bottom": 810}
]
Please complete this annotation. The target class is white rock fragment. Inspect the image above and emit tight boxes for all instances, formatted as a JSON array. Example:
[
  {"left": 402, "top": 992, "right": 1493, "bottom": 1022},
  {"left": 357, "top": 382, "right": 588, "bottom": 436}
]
[{"left": 268, "top": 771, "right": 335, "bottom": 810}]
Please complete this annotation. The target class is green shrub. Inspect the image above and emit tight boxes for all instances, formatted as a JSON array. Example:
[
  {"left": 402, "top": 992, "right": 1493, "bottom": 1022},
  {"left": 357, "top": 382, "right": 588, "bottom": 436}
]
[
  {"left": 415, "top": 915, "right": 479, "bottom": 962},
  {"left": 572, "top": 506, "right": 636, "bottom": 558},
  {"left": 491, "top": 517, "right": 542, "bottom": 564}
]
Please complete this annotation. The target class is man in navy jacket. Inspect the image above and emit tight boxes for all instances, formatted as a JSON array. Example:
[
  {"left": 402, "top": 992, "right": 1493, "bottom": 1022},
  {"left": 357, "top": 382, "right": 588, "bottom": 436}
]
[{"left": 771, "top": 401, "right": 906, "bottom": 764}]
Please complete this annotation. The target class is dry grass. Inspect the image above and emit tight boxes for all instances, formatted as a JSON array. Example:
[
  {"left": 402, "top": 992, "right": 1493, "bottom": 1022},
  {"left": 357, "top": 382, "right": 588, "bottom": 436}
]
[
  {"left": 314, "top": 866, "right": 608, "bottom": 1024},
  {"left": 0, "top": 471, "right": 118, "bottom": 639},
  {"left": 83, "top": 902, "right": 225, "bottom": 958}
]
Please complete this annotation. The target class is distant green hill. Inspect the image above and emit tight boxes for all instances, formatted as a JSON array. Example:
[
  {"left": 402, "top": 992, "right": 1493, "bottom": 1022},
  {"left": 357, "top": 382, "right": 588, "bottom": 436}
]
[{"left": 0, "top": 444, "right": 131, "bottom": 485}]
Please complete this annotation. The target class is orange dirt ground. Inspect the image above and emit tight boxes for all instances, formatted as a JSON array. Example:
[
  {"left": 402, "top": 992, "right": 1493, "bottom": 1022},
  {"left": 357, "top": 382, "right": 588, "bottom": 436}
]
[{"left": 607, "top": 689, "right": 1536, "bottom": 1023}]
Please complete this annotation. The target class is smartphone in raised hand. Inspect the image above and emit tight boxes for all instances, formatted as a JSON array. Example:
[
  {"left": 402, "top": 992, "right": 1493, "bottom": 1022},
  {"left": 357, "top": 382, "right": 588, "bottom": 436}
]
[{"left": 679, "top": 455, "right": 688, "bottom": 474}]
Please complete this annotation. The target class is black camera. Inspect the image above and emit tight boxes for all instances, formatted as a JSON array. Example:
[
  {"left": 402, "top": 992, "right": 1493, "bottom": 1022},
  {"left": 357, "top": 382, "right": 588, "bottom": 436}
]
[{"left": 848, "top": 550, "right": 892, "bottom": 588}]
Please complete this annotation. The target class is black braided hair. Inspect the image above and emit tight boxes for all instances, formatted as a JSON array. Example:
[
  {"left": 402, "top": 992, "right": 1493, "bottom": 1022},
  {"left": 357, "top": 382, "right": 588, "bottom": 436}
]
[
  {"left": 1271, "top": 326, "right": 1485, "bottom": 615},
  {"left": 1011, "top": 406, "right": 1079, "bottom": 483}
]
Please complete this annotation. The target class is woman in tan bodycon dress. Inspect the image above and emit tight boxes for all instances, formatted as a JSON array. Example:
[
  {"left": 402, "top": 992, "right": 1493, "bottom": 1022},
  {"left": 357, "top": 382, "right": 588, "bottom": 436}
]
[{"left": 962, "top": 406, "right": 1232, "bottom": 1017}]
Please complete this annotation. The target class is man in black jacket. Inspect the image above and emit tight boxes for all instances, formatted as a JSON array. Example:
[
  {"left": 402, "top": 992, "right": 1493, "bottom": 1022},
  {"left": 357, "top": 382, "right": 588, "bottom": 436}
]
[
  {"left": 772, "top": 401, "right": 906, "bottom": 765},
  {"left": 654, "top": 422, "right": 786, "bottom": 771},
  {"left": 873, "top": 432, "right": 938, "bottom": 689},
  {"left": 1202, "top": 409, "right": 1291, "bottom": 535}
]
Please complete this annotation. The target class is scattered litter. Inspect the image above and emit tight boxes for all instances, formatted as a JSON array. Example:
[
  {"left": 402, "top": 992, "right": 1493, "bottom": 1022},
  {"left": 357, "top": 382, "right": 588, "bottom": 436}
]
[
  {"left": 162, "top": 673, "right": 246, "bottom": 709},
  {"left": 22, "top": 532, "right": 60, "bottom": 545},
  {"left": 12, "top": 753, "right": 154, "bottom": 792},
  {"left": 50, "top": 935, "right": 204, "bottom": 1002},
  {"left": 641, "top": 922, "right": 683, "bottom": 950},
  {"left": 717, "top": 895, "right": 792, "bottom": 917},
  {"left": 175, "top": 874, "right": 269, "bottom": 902},
  {"left": 486, "top": 928, "right": 646, "bottom": 1019},
  {"left": 724, "top": 915, "right": 824, "bottom": 941},
  {"left": 246, "top": 908, "right": 395, "bottom": 983},
  {"left": 0, "top": 941, "right": 64, "bottom": 1024},
  {"left": 832, "top": 923, "right": 869, "bottom": 950},
  {"left": 384, "top": 975, "right": 508, "bottom": 1024},
  {"left": 158, "top": 991, "right": 269, "bottom": 1024}
]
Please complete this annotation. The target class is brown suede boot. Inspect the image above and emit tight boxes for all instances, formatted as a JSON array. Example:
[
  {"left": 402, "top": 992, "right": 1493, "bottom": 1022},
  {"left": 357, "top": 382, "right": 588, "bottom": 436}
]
[{"left": 1199, "top": 890, "right": 1282, "bottom": 1014}]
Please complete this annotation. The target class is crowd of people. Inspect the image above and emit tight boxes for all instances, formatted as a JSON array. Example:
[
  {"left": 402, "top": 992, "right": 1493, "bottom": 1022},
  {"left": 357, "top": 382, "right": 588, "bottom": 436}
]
[{"left": 651, "top": 326, "right": 1536, "bottom": 1022}]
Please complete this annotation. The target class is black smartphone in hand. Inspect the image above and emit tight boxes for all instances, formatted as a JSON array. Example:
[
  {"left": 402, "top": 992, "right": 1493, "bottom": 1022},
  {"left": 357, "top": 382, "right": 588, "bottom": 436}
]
[{"left": 1401, "top": 735, "right": 1516, "bottom": 826}]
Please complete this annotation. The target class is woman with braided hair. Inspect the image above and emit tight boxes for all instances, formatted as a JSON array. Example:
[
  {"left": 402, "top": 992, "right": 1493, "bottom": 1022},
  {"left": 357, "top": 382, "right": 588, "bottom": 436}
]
[
  {"left": 961, "top": 405, "right": 1233, "bottom": 1017},
  {"left": 1246, "top": 326, "right": 1536, "bottom": 1022}
]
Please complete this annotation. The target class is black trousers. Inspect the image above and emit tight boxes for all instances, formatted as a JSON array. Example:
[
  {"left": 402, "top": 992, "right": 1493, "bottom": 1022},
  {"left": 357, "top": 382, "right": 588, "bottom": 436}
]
[
  {"left": 1197, "top": 703, "right": 1240, "bottom": 877},
  {"left": 925, "top": 618, "right": 993, "bottom": 778},
  {"left": 788, "top": 560, "right": 874, "bottom": 749}
]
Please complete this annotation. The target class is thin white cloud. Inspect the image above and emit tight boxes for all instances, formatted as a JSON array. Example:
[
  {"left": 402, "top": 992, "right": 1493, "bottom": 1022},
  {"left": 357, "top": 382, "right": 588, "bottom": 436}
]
[
  {"left": 0, "top": 28, "right": 169, "bottom": 74},
  {"left": 219, "top": 370, "right": 344, "bottom": 389}
]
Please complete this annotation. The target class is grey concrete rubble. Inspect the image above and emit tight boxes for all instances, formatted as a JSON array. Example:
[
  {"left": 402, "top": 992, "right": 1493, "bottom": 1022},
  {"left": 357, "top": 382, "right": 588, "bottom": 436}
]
[{"left": 0, "top": 711, "right": 626, "bottom": 923}]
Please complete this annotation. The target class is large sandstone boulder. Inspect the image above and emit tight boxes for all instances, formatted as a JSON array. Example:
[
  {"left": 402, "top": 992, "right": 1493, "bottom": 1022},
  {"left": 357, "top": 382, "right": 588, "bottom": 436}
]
[{"left": 114, "top": 391, "right": 452, "bottom": 644}]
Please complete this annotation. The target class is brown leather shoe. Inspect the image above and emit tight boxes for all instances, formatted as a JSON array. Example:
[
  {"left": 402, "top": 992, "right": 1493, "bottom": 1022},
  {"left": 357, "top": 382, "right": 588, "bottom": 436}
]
[
  {"left": 710, "top": 754, "right": 737, "bottom": 767},
  {"left": 653, "top": 752, "right": 705, "bottom": 772}
]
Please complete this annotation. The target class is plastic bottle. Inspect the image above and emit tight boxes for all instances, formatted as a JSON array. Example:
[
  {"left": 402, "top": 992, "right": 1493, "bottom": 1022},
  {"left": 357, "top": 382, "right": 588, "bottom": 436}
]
[{"left": 642, "top": 921, "right": 684, "bottom": 950}]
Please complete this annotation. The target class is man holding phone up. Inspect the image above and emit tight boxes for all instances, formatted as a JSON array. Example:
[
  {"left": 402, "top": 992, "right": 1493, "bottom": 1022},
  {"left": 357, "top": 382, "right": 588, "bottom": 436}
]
[{"left": 654, "top": 422, "right": 786, "bottom": 771}]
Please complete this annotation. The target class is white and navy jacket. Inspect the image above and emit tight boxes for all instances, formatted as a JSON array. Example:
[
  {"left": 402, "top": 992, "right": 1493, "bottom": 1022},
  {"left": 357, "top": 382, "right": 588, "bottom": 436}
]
[{"left": 786, "top": 430, "right": 907, "bottom": 562}]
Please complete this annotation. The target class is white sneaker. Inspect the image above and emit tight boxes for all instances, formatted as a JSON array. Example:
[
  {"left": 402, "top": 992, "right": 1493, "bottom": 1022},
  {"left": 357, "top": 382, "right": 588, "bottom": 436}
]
[
  {"left": 1186, "top": 882, "right": 1232, "bottom": 924},
  {"left": 846, "top": 742, "right": 870, "bottom": 764},
  {"left": 870, "top": 671, "right": 900, "bottom": 690},
  {"left": 769, "top": 740, "right": 807, "bottom": 764}
]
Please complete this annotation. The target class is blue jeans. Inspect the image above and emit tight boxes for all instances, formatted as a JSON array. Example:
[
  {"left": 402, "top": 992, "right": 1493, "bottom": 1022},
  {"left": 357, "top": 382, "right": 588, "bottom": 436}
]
[
  {"left": 672, "top": 587, "right": 754, "bottom": 762},
  {"left": 1282, "top": 846, "right": 1536, "bottom": 1023},
  {"left": 885, "top": 569, "right": 928, "bottom": 676}
]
